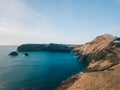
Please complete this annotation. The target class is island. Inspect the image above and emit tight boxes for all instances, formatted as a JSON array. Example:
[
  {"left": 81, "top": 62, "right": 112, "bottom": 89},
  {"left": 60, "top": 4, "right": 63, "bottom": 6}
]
[{"left": 56, "top": 34, "right": 120, "bottom": 90}]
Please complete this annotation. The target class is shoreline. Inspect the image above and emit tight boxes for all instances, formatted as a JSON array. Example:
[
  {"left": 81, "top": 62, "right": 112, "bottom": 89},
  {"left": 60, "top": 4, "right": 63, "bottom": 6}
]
[{"left": 56, "top": 34, "right": 120, "bottom": 90}]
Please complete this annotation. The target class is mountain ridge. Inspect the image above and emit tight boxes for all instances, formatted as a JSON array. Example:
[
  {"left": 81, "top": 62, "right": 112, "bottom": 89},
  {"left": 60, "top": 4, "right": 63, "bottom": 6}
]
[{"left": 56, "top": 34, "right": 120, "bottom": 90}]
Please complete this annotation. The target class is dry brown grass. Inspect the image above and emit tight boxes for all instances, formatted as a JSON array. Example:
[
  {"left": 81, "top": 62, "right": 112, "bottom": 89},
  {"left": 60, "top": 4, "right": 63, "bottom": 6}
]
[
  {"left": 56, "top": 35, "right": 120, "bottom": 90},
  {"left": 57, "top": 64, "right": 120, "bottom": 90},
  {"left": 74, "top": 34, "right": 115, "bottom": 55}
]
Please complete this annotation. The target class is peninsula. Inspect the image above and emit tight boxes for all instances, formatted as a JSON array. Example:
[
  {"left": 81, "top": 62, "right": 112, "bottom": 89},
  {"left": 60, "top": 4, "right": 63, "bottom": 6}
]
[
  {"left": 17, "top": 43, "right": 73, "bottom": 52},
  {"left": 56, "top": 34, "right": 120, "bottom": 90}
]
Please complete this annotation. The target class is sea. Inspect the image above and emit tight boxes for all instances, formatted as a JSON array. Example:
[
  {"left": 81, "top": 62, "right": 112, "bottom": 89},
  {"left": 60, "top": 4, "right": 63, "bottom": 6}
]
[{"left": 0, "top": 46, "right": 87, "bottom": 90}]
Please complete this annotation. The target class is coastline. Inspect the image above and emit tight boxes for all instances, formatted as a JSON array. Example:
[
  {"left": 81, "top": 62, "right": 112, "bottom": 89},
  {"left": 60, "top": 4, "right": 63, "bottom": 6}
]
[
  {"left": 56, "top": 34, "right": 120, "bottom": 90},
  {"left": 1, "top": 46, "right": 86, "bottom": 90}
]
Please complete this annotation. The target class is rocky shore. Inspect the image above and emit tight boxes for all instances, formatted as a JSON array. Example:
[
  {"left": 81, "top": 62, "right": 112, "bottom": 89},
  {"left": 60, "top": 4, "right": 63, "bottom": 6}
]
[{"left": 56, "top": 34, "right": 120, "bottom": 90}]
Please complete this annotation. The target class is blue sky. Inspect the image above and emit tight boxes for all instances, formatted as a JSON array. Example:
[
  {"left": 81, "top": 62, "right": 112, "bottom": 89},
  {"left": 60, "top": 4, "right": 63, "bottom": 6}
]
[{"left": 0, "top": 0, "right": 120, "bottom": 45}]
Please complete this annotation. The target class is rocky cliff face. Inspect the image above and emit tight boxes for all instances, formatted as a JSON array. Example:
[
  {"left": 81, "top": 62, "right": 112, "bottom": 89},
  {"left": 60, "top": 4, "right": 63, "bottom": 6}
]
[
  {"left": 56, "top": 34, "right": 120, "bottom": 90},
  {"left": 74, "top": 34, "right": 120, "bottom": 72},
  {"left": 74, "top": 34, "right": 116, "bottom": 62}
]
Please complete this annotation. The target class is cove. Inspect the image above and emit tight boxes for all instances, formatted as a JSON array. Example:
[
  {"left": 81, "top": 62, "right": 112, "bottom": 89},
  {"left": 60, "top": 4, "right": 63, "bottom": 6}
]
[{"left": 0, "top": 46, "right": 87, "bottom": 90}]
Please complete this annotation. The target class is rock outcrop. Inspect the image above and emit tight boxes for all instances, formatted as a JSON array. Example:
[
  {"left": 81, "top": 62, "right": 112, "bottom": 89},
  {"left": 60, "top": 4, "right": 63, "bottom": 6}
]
[
  {"left": 17, "top": 43, "right": 73, "bottom": 52},
  {"left": 56, "top": 34, "right": 120, "bottom": 90},
  {"left": 24, "top": 53, "right": 29, "bottom": 56},
  {"left": 9, "top": 51, "right": 18, "bottom": 56}
]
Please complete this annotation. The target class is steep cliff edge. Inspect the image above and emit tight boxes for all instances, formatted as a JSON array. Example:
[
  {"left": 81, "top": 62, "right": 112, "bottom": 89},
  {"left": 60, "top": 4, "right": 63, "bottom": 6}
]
[{"left": 56, "top": 34, "right": 120, "bottom": 90}]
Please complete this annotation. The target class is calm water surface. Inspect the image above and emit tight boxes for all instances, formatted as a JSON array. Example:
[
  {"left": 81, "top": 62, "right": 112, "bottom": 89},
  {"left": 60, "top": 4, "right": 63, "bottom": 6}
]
[{"left": 0, "top": 46, "right": 87, "bottom": 90}]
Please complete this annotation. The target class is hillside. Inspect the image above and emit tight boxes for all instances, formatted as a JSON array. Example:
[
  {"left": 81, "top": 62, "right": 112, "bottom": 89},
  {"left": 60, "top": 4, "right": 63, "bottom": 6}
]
[
  {"left": 17, "top": 43, "right": 72, "bottom": 52},
  {"left": 56, "top": 34, "right": 120, "bottom": 90}
]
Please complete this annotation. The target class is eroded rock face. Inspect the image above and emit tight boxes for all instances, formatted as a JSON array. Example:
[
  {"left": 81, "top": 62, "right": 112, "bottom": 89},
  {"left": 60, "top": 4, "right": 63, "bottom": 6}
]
[
  {"left": 9, "top": 51, "right": 18, "bottom": 56},
  {"left": 74, "top": 34, "right": 116, "bottom": 62},
  {"left": 72, "top": 34, "right": 120, "bottom": 71},
  {"left": 56, "top": 34, "right": 120, "bottom": 90}
]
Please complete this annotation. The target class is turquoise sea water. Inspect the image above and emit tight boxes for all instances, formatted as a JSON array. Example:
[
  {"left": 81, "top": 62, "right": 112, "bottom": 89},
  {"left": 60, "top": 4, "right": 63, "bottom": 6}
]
[{"left": 0, "top": 46, "right": 87, "bottom": 90}]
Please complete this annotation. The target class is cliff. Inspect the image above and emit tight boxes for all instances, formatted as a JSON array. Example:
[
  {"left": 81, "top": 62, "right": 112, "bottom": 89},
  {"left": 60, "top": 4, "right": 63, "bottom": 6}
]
[
  {"left": 56, "top": 34, "right": 120, "bottom": 90},
  {"left": 17, "top": 43, "right": 73, "bottom": 52}
]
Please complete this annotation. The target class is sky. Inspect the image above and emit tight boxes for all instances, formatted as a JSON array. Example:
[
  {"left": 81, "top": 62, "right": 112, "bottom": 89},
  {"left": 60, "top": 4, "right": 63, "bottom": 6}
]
[{"left": 0, "top": 0, "right": 120, "bottom": 45}]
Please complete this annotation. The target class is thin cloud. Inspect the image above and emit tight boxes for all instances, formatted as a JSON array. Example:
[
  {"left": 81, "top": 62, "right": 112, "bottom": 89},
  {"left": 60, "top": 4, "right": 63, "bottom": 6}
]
[
  {"left": 0, "top": 0, "right": 120, "bottom": 45},
  {"left": 0, "top": 0, "right": 57, "bottom": 45}
]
